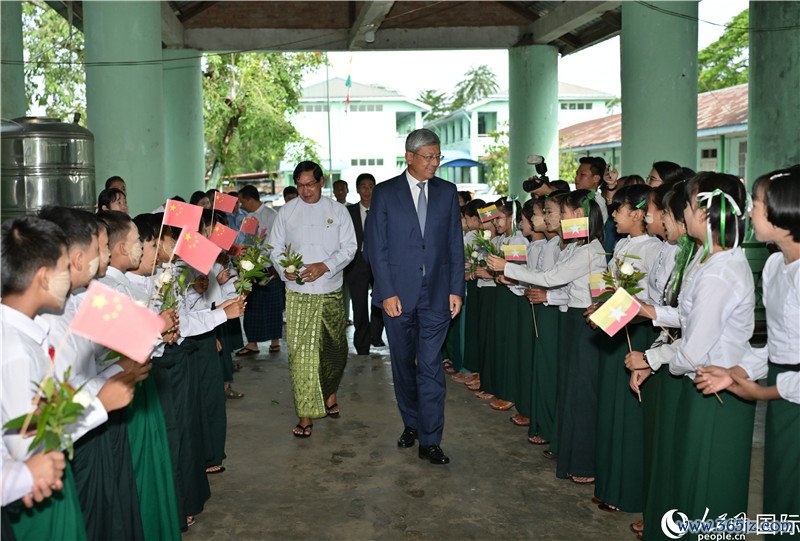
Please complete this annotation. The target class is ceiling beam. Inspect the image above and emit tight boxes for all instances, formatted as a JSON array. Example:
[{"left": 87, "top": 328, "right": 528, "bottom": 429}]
[
  {"left": 177, "top": 1, "right": 218, "bottom": 23},
  {"left": 44, "top": 1, "right": 83, "bottom": 32},
  {"left": 347, "top": 1, "right": 395, "bottom": 50},
  {"left": 496, "top": 1, "right": 539, "bottom": 23},
  {"left": 161, "top": 1, "right": 185, "bottom": 48},
  {"left": 527, "top": 1, "right": 620, "bottom": 44}
]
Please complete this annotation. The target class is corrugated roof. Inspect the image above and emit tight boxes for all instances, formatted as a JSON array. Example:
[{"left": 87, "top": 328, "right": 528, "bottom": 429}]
[
  {"left": 561, "top": 84, "right": 748, "bottom": 148},
  {"left": 301, "top": 78, "right": 402, "bottom": 99}
]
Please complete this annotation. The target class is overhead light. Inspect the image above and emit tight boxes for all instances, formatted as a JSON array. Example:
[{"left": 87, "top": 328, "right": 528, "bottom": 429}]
[{"left": 365, "top": 30, "right": 376, "bottom": 43}]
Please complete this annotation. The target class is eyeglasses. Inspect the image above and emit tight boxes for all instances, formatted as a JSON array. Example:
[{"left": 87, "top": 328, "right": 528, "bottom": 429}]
[
  {"left": 297, "top": 180, "right": 319, "bottom": 189},
  {"left": 413, "top": 153, "right": 444, "bottom": 163}
]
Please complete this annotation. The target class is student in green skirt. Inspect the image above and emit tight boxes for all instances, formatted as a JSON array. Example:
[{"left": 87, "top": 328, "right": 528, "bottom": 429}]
[
  {"left": 589, "top": 185, "right": 662, "bottom": 513},
  {"left": 488, "top": 199, "right": 528, "bottom": 412},
  {"left": 471, "top": 211, "right": 499, "bottom": 400},
  {"left": 705, "top": 167, "right": 800, "bottom": 539},
  {"left": 455, "top": 199, "right": 486, "bottom": 386},
  {"left": 489, "top": 190, "right": 607, "bottom": 483},
  {"left": 526, "top": 194, "right": 567, "bottom": 445},
  {"left": 637, "top": 173, "right": 756, "bottom": 537}
]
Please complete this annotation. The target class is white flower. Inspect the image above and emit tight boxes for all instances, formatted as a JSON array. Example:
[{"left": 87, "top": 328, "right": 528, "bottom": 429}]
[
  {"left": 241, "top": 260, "right": 255, "bottom": 271},
  {"left": 619, "top": 262, "right": 635, "bottom": 276},
  {"left": 157, "top": 269, "right": 173, "bottom": 286},
  {"left": 471, "top": 251, "right": 479, "bottom": 259},
  {"left": 482, "top": 230, "right": 492, "bottom": 240},
  {"left": 286, "top": 265, "right": 297, "bottom": 274},
  {"left": 72, "top": 390, "right": 93, "bottom": 408}
]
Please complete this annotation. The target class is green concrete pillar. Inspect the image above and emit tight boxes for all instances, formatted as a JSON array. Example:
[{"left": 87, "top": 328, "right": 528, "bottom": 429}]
[
  {"left": 163, "top": 49, "right": 205, "bottom": 199},
  {"left": 747, "top": 1, "right": 800, "bottom": 185},
  {"left": 84, "top": 1, "right": 165, "bottom": 214},
  {"left": 1, "top": 1, "right": 26, "bottom": 119},
  {"left": 620, "top": 1, "right": 698, "bottom": 177},
  {"left": 508, "top": 44, "right": 558, "bottom": 200}
]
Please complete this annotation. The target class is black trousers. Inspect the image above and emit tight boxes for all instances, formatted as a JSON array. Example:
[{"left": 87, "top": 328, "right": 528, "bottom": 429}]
[{"left": 345, "top": 266, "right": 384, "bottom": 355}]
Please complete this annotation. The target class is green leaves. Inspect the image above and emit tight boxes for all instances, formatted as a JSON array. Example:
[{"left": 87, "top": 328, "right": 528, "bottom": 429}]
[{"left": 698, "top": 9, "right": 749, "bottom": 93}]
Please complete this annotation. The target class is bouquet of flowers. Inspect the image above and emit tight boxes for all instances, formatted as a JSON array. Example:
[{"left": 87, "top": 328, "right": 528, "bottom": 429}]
[
  {"left": 233, "top": 235, "right": 272, "bottom": 294},
  {"left": 3, "top": 367, "right": 91, "bottom": 460},
  {"left": 471, "top": 229, "right": 502, "bottom": 257},
  {"left": 593, "top": 254, "right": 646, "bottom": 303},
  {"left": 279, "top": 243, "right": 305, "bottom": 285},
  {"left": 154, "top": 265, "right": 193, "bottom": 310},
  {"left": 464, "top": 243, "right": 485, "bottom": 273}
]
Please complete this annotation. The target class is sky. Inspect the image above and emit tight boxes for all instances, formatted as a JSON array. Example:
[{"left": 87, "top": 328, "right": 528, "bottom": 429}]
[{"left": 304, "top": 0, "right": 749, "bottom": 99}]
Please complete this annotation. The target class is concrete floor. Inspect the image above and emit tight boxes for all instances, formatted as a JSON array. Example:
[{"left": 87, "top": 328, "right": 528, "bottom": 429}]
[{"left": 188, "top": 330, "right": 765, "bottom": 541}]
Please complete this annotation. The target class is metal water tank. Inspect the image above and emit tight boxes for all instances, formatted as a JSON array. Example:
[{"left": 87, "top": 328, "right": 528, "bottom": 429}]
[{"left": 1, "top": 116, "right": 95, "bottom": 219}]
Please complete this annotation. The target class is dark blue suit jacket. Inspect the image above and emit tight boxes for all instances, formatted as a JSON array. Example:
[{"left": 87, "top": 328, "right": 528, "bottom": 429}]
[{"left": 364, "top": 172, "right": 465, "bottom": 313}]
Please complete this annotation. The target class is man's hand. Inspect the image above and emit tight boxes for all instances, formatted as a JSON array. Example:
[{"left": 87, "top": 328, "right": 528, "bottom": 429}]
[
  {"left": 475, "top": 268, "right": 492, "bottom": 280},
  {"left": 449, "top": 295, "right": 462, "bottom": 319},
  {"left": 300, "top": 262, "right": 330, "bottom": 283},
  {"left": 524, "top": 288, "right": 547, "bottom": 304},
  {"left": 97, "top": 371, "right": 137, "bottom": 412},
  {"left": 158, "top": 308, "right": 178, "bottom": 334},
  {"left": 22, "top": 451, "right": 66, "bottom": 508},
  {"left": 383, "top": 296, "right": 402, "bottom": 318}
]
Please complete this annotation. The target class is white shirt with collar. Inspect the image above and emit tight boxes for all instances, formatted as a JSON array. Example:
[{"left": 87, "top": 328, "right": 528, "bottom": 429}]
[
  {"left": 248, "top": 203, "right": 278, "bottom": 238},
  {"left": 406, "top": 170, "right": 429, "bottom": 202},
  {"left": 359, "top": 203, "right": 369, "bottom": 229},
  {"left": 1, "top": 438, "right": 33, "bottom": 506},
  {"left": 610, "top": 234, "right": 664, "bottom": 305},
  {"left": 2, "top": 305, "right": 108, "bottom": 462}
]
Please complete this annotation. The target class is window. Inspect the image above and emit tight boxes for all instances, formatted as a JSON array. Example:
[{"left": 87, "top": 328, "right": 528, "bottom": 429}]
[
  {"left": 701, "top": 149, "right": 718, "bottom": 158},
  {"left": 377, "top": 159, "right": 384, "bottom": 166},
  {"left": 738, "top": 141, "right": 747, "bottom": 178},
  {"left": 368, "top": 159, "right": 375, "bottom": 166},
  {"left": 561, "top": 103, "right": 568, "bottom": 110},
  {"left": 351, "top": 158, "right": 385, "bottom": 167},
  {"left": 700, "top": 147, "right": 718, "bottom": 171},
  {"left": 586, "top": 103, "right": 593, "bottom": 110},
  {"left": 577, "top": 103, "right": 585, "bottom": 110},
  {"left": 359, "top": 159, "right": 367, "bottom": 166},
  {"left": 351, "top": 159, "right": 358, "bottom": 166},
  {"left": 396, "top": 111, "right": 415, "bottom": 136},
  {"left": 477, "top": 112, "right": 497, "bottom": 135},
  {"left": 569, "top": 103, "right": 577, "bottom": 110}
]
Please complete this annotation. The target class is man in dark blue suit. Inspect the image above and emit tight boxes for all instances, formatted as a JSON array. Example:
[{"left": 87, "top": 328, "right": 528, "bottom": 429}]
[{"left": 364, "top": 129, "right": 464, "bottom": 464}]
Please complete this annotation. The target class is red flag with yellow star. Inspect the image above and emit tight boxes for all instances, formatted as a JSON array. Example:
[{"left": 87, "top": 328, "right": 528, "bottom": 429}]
[
  {"left": 240, "top": 216, "right": 258, "bottom": 235},
  {"left": 174, "top": 228, "right": 221, "bottom": 275},
  {"left": 213, "top": 191, "right": 238, "bottom": 213},
  {"left": 69, "top": 281, "right": 164, "bottom": 363},
  {"left": 163, "top": 199, "right": 202, "bottom": 232},
  {"left": 208, "top": 223, "right": 237, "bottom": 250}
]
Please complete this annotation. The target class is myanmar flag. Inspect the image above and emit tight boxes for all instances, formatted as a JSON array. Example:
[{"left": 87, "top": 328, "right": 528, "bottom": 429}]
[
  {"left": 478, "top": 205, "right": 503, "bottom": 223},
  {"left": 502, "top": 244, "right": 527, "bottom": 263},
  {"left": 589, "top": 273, "right": 612, "bottom": 299},
  {"left": 561, "top": 217, "right": 589, "bottom": 239},
  {"left": 69, "top": 281, "right": 164, "bottom": 363},
  {"left": 589, "top": 288, "right": 641, "bottom": 337}
]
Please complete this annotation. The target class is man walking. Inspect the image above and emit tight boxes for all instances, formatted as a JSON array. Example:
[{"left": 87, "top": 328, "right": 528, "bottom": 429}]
[
  {"left": 344, "top": 173, "right": 384, "bottom": 356},
  {"left": 365, "top": 129, "right": 464, "bottom": 464}
]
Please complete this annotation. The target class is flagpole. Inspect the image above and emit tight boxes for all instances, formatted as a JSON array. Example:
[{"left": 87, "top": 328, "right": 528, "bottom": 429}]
[
  {"left": 531, "top": 304, "right": 539, "bottom": 338},
  {"left": 325, "top": 63, "right": 333, "bottom": 181}
]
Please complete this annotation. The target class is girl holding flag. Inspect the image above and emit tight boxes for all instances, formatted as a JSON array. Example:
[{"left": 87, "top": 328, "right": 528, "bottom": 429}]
[{"left": 488, "top": 189, "right": 606, "bottom": 484}]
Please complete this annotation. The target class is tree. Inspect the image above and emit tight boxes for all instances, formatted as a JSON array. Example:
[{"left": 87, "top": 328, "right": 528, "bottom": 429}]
[
  {"left": 698, "top": 9, "right": 748, "bottom": 93},
  {"left": 21, "top": 0, "right": 85, "bottom": 121},
  {"left": 417, "top": 89, "right": 449, "bottom": 120},
  {"left": 202, "top": 51, "right": 326, "bottom": 178},
  {"left": 481, "top": 123, "right": 509, "bottom": 195},
  {"left": 451, "top": 64, "right": 499, "bottom": 111},
  {"left": 558, "top": 139, "right": 581, "bottom": 182}
]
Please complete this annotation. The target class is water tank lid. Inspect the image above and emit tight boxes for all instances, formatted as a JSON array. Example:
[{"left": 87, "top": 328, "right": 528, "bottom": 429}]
[{"left": 1, "top": 116, "right": 93, "bottom": 140}]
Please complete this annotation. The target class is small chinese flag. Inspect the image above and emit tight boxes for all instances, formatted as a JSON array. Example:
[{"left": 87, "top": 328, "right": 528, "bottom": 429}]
[
  {"left": 561, "top": 217, "right": 589, "bottom": 239},
  {"left": 228, "top": 244, "right": 245, "bottom": 257},
  {"left": 502, "top": 244, "right": 527, "bottom": 263},
  {"left": 174, "top": 229, "right": 222, "bottom": 275},
  {"left": 208, "top": 223, "right": 237, "bottom": 251},
  {"left": 589, "top": 288, "right": 641, "bottom": 337},
  {"left": 478, "top": 205, "right": 503, "bottom": 223},
  {"left": 213, "top": 192, "right": 238, "bottom": 213},
  {"left": 69, "top": 281, "right": 164, "bottom": 363},
  {"left": 590, "top": 273, "right": 612, "bottom": 299},
  {"left": 240, "top": 216, "right": 258, "bottom": 235},
  {"left": 163, "top": 199, "right": 203, "bottom": 232}
]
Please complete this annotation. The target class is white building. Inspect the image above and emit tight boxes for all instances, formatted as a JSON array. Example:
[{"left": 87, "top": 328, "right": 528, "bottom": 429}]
[{"left": 287, "top": 77, "right": 429, "bottom": 200}]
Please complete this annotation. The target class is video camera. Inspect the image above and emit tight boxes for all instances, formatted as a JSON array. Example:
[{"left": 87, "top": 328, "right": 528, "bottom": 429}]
[{"left": 522, "top": 155, "right": 549, "bottom": 192}]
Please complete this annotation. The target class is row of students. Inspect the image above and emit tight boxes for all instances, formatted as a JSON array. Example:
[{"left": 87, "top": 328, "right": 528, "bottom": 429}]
[
  {"left": 452, "top": 165, "right": 799, "bottom": 540},
  {"left": 1, "top": 206, "right": 245, "bottom": 539}
]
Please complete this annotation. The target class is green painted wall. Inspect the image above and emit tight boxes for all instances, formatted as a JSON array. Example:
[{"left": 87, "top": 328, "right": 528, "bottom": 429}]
[
  {"left": 163, "top": 49, "right": 205, "bottom": 200},
  {"left": 1, "top": 1, "right": 26, "bottom": 120},
  {"left": 747, "top": 1, "right": 800, "bottom": 185},
  {"left": 620, "top": 1, "right": 698, "bottom": 177},
  {"left": 84, "top": 1, "right": 165, "bottom": 215},
  {"left": 508, "top": 44, "right": 558, "bottom": 200}
]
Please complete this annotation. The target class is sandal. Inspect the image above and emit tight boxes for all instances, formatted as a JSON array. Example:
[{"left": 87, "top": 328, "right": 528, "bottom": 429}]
[
  {"left": 598, "top": 502, "right": 619, "bottom": 512},
  {"left": 269, "top": 344, "right": 281, "bottom": 353},
  {"left": 225, "top": 387, "right": 244, "bottom": 399},
  {"left": 473, "top": 391, "right": 494, "bottom": 400},
  {"left": 630, "top": 520, "right": 644, "bottom": 534},
  {"left": 489, "top": 399, "right": 514, "bottom": 411},
  {"left": 236, "top": 347, "right": 259, "bottom": 357},
  {"left": 326, "top": 403, "right": 340, "bottom": 418},
  {"left": 510, "top": 414, "right": 530, "bottom": 426},
  {"left": 466, "top": 381, "right": 481, "bottom": 391},
  {"left": 570, "top": 475, "right": 595, "bottom": 485},
  {"left": 205, "top": 465, "right": 226, "bottom": 474},
  {"left": 528, "top": 435, "right": 549, "bottom": 445},
  {"left": 186, "top": 516, "right": 196, "bottom": 527},
  {"left": 292, "top": 423, "right": 313, "bottom": 438}
]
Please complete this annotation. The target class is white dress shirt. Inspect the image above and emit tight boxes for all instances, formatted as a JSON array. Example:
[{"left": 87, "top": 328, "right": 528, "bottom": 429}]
[
  {"left": 652, "top": 248, "right": 755, "bottom": 378},
  {"left": 609, "top": 234, "right": 664, "bottom": 305},
  {"left": 504, "top": 239, "right": 608, "bottom": 309},
  {"left": 270, "top": 196, "right": 357, "bottom": 294},
  {"left": 405, "top": 170, "right": 429, "bottom": 201},
  {"left": 648, "top": 241, "right": 680, "bottom": 306},
  {"left": 248, "top": 203, "right": 278, "bottom": 239},
  {"left": 1, "top": 441, "right": 33, "bottom": 506}
]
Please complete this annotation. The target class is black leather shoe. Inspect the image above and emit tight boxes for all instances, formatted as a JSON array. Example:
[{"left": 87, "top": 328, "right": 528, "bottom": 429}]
[
  {"left": 418, "top": 445, "right": 450, "bottom": 464},
  {"left": 397, "top": 427, "right": 418, "bottom": 448},
  {"left": 371, "top": 338, "right": 386, "bottom": 347},
  {"left": 542, "top": 450, "right": 558, "bottom": 460}
]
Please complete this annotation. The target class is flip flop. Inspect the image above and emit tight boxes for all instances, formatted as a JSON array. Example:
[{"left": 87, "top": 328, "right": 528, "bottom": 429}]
[
  {"left": 326, "top": 403, "right": 340, "bottom": 418},
  {"left": 205, "top": 465, "right": 226, "bottom": 474},
  {"left": 293, "top": 423, "right": 313, "bottom": 438},
  {"left": 269, "top": 344, "right": 281, "bottom": 353},
  {"left": 236, "top": 347, "right": 259, "bottom": 357}
]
